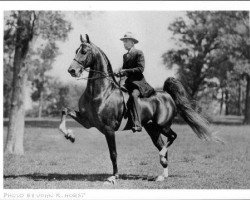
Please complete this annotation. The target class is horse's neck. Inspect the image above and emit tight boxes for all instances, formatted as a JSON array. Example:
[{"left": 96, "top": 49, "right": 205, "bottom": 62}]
[{"left": 85, "top": 53, "right": 113, "bottom": 98}]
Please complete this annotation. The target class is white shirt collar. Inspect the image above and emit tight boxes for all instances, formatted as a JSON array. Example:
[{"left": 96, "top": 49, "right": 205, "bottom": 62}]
[{"left": 128, "top": 46, "right": 134, "bottom": 53}]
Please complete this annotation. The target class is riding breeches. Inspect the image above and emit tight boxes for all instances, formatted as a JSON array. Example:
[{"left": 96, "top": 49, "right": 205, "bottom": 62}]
[{"left": 130, "top": 89, "right": 141, "bottom": 127}]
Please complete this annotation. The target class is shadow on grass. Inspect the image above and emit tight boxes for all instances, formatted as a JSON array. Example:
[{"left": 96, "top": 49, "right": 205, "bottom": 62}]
[{"left": 4, "top": 173, "right": 186, "bottom": 182}]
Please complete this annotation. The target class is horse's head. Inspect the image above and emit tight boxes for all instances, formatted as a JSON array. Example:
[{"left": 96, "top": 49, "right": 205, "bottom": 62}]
[{"left": 68, "top": 34, "right": 96, "bottom": 78}]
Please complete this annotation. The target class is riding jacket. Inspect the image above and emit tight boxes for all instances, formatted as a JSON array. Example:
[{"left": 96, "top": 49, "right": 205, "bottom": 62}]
[{"left": 122, "top": 48, "right": 155, "bottom": 98}]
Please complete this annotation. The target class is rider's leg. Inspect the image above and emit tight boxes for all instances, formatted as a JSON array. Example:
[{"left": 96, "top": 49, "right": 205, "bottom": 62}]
[{"left": 131, "top": 89, "right": 142, "bottom": 132}]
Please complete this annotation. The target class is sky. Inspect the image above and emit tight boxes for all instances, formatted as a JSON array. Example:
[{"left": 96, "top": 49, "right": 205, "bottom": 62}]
[{"left": 50, "top": 11, "right": 185, "bottom": 88}]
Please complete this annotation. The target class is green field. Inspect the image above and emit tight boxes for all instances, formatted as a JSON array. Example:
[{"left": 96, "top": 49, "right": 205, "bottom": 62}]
[{"left": 3, "top": 121, "right": 250, "bottom": 189}]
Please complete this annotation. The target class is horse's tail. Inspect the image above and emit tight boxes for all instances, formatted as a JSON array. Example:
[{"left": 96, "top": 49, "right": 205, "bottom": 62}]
[{"left": 163, "top": 77, "right": 223, "bottom": 143}]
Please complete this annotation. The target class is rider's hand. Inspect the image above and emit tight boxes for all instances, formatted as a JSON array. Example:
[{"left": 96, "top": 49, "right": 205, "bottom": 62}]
[
  {"left": 114, "top": 70, "right": 127, "bottom": 77},
  {"left": 119, "top": 69, "right": 127, "bottom": 76},
  {"left": 114, "top": 72, "right": 120, "bottom": 77}
]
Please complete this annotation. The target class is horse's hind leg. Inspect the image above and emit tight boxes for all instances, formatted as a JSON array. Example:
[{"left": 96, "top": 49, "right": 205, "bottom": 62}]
[
  {"left": 144, "top": 121, "right": 169, "bottom": 181},
  {"left": 161, "top": 127, "right": 177, "bottom": 148}
]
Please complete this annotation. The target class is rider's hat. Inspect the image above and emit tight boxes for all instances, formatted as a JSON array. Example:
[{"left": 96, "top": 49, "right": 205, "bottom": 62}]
[{"left": 120, "top": 32, "right": 139, "bottom": 44}]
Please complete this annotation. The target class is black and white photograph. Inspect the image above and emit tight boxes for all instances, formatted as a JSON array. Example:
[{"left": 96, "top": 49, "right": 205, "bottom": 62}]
[{"left": 1, "top": 1, "right": 250, "bottom": 199}]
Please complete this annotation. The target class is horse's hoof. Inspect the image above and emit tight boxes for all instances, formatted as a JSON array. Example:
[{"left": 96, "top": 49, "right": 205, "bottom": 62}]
[
  {"left": 64, "top": 129, "right": 75, "bottom": 143},
  {"left": 155, "top": 175, "right": 165, "bottom": 182},
  {"left": 104, "top": 181, "right": 113, "bottom": 185},
  {"left": 105, "top": 176, "right": 117, "bottom": 185},
  {"left": 69, "top": 136, "right": 75, "bottom": 143},
  {"left": 65, "top": 135, "right": 75, "bottom": 143}
]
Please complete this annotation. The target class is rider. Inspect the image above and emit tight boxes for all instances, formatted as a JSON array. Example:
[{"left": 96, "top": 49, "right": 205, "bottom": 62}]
[{"left": 117, "top": 32, "right": 155, "bottom": 132}]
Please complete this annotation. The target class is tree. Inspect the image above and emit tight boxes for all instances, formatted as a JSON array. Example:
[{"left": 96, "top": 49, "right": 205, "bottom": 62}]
[
  {"left": 162, "top": 11, "right": 227, "bottom": 98},
  {"left": 30, "top": 42, "right": 59, "bottom": 118},
  {"left": 218, "top": 11, "right": 250, "bottom": 122},
  {"left": 5, "top": 11, "right": 36, "bottom": 155},
  {"left": 163, "top": 11, "right": 250, "bottom": 120},
  {"left": 4, "top": 11, "right": 72, "bottom": 154},
  {"left": 230, "top": 13, "right": 250, "bottom": 123},
  {"left": 29, "top": 79, "right": 85, "bottom": 117},
  {"left": 4, "top": 12, "right": 16, "bottom": 117},
  {"left": 3, "top": 54, "right": 13, "bottom": 118}
]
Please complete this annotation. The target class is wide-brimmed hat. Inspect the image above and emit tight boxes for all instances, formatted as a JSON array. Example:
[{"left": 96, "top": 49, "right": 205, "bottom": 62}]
[{"left": 120, "top": 32, "right": 139, "bottom": 44}]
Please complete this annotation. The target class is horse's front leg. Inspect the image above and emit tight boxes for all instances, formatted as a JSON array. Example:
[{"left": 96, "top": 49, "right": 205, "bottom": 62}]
[
  {"left": 104, "top": 129, "right": 118, "bottom": 184},
  {"left": 59, "top": 108, "right": 89, "bottom": 143}
]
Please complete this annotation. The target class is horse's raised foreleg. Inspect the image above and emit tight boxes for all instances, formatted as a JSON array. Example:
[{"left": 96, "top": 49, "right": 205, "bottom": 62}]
[
  {"left": 144, "top": 122, "right": 168, "bottom": 181},
  {"left": 59, "top": 108, "right": 90, "bottom": 143},
  {"left": 59, "top": 108, "right": 76, "bottom": 142},
  {"left": 104, "top": 129, "right": 118, "bottom": 184}
]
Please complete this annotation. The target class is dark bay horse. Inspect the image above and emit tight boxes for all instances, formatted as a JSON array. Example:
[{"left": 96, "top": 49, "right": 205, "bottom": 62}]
[{"left": 59, "top": 34, "right": 219, "bottom": 183}]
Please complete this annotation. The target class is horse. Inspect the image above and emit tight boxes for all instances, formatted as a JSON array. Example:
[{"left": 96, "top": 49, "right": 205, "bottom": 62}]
[{"left": 59, "top": 34, "right": 219, "bottom": 184}]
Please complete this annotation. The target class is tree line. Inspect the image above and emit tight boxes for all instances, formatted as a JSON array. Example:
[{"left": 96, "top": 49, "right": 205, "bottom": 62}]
[{"left": 162, "top": 11, "right": 250, "bottom": 123}]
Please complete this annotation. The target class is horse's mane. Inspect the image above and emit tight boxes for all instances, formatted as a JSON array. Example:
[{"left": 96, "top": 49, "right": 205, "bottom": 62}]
[
  {"left": 95, "top": 45, "right": 119, "bottom": 86},
  {"left": 97, "top": 47, "right": 113, "bottom": 73}
]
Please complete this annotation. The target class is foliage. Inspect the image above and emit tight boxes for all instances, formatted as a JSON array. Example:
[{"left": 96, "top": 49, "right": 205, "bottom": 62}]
[
  {"left": 3, "top": 11, "right": 72, "bottom": 117},
  {"left": 5, "top": 11, "right": 38, "bottom": 155},
  {"left": 27, "top": 80, "right": 85, "bottom": 117},
  {"left": 163, "top": 11, "right": 250, "bottom": 117},
  {"left": 214, "top": 11, "right": 250, "bottom": 119},
  {"left": 163, "top": 11, "right": 229, "bottom": 97},
  {"left": 45, "top": 81, "right": 84, "bottom": 117},
  {"left": 3, "top": 12, "right": 16, "bottom": 117}
]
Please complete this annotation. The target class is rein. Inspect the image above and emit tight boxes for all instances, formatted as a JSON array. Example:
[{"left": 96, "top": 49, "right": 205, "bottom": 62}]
[
  {"left": 73, "top": 47, "right": 127, "bottom": 110},
  {"left": 77, "top": 67, "right": 114, "bottom": 82},
  {"left": 73, "top": 59, "right": 122, "bottom": 89}
]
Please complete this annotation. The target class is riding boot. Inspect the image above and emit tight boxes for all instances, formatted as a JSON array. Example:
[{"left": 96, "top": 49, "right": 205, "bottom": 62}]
[{"left": 131, "top": 95, "right": 142, "bottom": 132}]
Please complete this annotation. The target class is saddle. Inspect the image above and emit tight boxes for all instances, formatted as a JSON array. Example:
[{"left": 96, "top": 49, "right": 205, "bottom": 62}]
[
  {"left": 115, "top": 77, "right": 156, "bottom": 130},
  {"left": 116, "top": 76, "right": 155, "bottom": 98},
  {"left": 119, "top": 83, "right": 155, "bottom": 114}
]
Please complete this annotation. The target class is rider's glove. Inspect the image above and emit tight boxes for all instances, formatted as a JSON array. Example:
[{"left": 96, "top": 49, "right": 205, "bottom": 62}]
[
  {"left": 119, "top": 69, "right": 127, "bottom": 76},
  {"left": 114, "top": 69, "right": 127, "bottom": 77}
]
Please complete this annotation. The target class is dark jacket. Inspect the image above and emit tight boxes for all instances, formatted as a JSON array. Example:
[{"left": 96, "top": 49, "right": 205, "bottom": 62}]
[{"left": 122, "top": 48, "right": 155, "bottom": 98}]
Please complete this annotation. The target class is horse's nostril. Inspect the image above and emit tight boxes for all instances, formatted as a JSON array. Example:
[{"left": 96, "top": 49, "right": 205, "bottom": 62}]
[{"left": 68, "top": 68, "right": 75, "bottom": 74}]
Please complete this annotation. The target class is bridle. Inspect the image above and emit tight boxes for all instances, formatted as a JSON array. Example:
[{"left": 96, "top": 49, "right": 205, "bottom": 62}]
[
  {"left": 73, "top": 48, "right": 127, "bottom": 110},
  {"left": 73, "top": 58, "right": 121, "bottom": 86},
  {"left": 73, "top": 58, "right": 84, "bottom": 67}
]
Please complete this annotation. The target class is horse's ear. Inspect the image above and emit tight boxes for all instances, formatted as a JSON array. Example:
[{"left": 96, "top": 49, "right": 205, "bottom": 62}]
[
  {"left": 86, "top": 34, "right": 90, "bottom": 43},
  {"left": 80, "top": 34, "right": 85, "bottom": 43}
]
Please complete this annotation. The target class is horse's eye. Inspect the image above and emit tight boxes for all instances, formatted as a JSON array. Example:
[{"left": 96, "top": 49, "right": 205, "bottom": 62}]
[
  {"left": 81, "top": 49, "right": 87, "bottom": 55},
  {"left": 75, "top": 47, "right": 80, "bottom": 54}
]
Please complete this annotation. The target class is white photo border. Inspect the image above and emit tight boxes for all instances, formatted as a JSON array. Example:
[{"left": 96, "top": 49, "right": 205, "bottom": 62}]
[{"left": 1, "top": 1, "right": 250, "bottom": 200}]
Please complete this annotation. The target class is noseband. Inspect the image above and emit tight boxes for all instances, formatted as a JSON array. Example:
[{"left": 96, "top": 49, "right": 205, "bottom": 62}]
[{"left": 73, "top": 58, "right": 84, "bottom": 66}]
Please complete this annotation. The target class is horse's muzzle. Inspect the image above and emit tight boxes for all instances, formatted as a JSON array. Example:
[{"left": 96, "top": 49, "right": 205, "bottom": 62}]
[{"left": 68, "top": 68, "right": 76, "bottom": 76}]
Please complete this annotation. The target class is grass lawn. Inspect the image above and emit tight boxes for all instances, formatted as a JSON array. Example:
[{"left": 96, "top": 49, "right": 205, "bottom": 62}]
[{"left": 3, "top": 121, "right": 250, "bottom": 189}]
